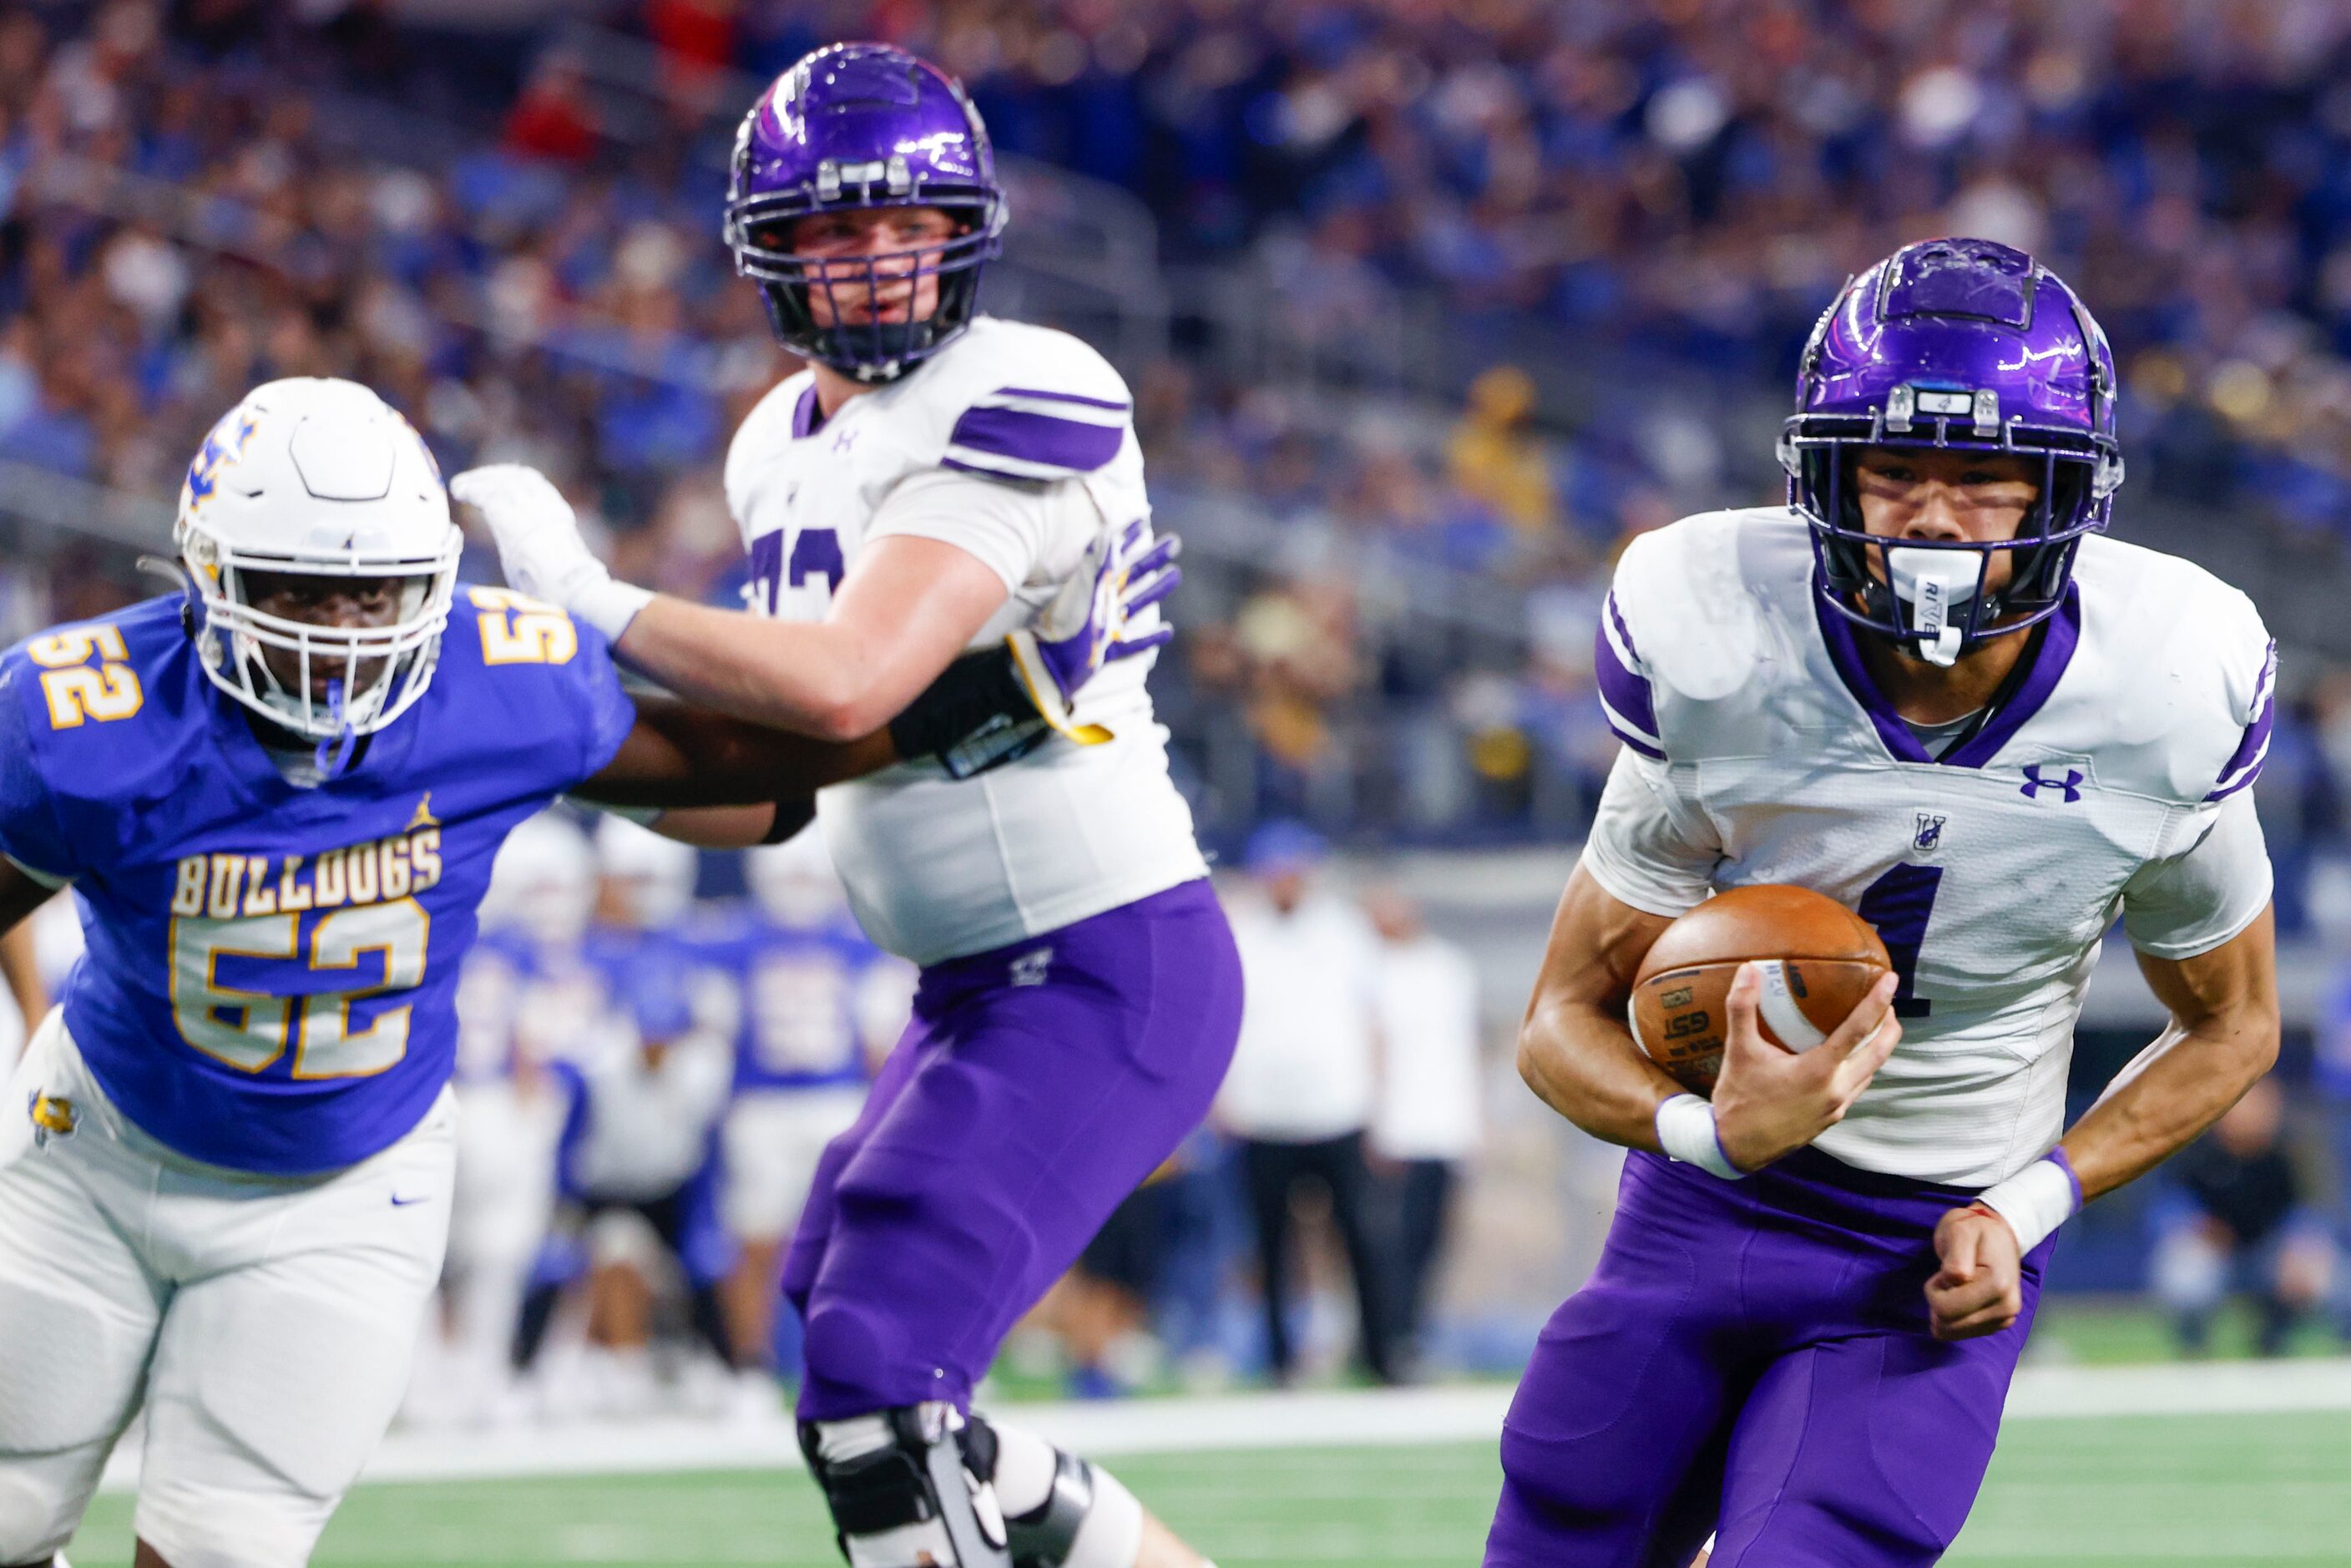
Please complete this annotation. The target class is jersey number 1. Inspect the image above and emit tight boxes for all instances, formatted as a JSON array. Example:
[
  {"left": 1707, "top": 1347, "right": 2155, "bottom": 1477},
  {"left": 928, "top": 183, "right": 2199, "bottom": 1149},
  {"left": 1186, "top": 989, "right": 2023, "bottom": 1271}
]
[{"left": 1856, "top": 864, "right": 1941, "bottom": 1019}]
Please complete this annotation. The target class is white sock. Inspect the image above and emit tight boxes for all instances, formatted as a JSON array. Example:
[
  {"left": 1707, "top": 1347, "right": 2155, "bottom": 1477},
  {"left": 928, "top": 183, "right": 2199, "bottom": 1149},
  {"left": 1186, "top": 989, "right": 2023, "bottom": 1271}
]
[{"left": 989, "top": 1418, "right": 1145, "bottom": 1568}]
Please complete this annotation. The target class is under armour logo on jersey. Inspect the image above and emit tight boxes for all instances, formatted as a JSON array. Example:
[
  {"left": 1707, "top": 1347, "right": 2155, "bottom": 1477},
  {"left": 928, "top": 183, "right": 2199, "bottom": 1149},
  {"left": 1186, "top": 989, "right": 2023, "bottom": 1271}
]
[
  {"left": 1009, "top": 948, "right": 1054, "bottom": 988},
  {"left": 1913, "top": 813, "right": 1947, "bottom": 852},
  {"left": 2020, "top": 765, "right": 2084, "bottom": 803}
]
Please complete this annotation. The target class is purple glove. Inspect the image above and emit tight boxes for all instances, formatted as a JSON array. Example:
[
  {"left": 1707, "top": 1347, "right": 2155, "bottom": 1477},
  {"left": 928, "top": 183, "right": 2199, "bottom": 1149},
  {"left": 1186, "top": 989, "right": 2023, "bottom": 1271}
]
[{"left": 1005, "top": 520, "right": 1184, "bottom": 745}]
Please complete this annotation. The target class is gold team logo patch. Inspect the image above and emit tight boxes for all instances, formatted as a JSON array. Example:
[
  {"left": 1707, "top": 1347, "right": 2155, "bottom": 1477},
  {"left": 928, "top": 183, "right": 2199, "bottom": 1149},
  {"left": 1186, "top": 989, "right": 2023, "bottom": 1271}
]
[{"left": 28, "top": 1092, "right": 77, "bottom": 1146}]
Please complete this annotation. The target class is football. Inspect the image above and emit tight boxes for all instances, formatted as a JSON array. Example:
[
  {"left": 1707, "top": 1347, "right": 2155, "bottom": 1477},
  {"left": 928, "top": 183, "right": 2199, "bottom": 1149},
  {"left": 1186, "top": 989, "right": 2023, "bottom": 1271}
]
[{"left": 1629, "top": 885, "right": 1892, "bottom": 1096}]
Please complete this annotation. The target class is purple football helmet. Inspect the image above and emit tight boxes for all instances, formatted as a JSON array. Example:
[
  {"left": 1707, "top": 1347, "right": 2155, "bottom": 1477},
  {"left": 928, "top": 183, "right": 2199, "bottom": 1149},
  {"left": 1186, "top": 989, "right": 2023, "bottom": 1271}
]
[
  {"left": 723, "top": 42, "right": 1008, "bottom": 382},
  {"left": 1779, "top": 237, "right": 2124, "bottom": 662}
]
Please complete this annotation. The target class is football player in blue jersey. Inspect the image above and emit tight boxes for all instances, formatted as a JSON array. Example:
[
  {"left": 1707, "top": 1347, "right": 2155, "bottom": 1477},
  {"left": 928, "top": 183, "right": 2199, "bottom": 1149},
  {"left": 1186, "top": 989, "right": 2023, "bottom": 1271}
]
[
  {"left": 0, "top": 376, "right": 1156, "bottom": 1568},
  {"left": 714, "top": 835, "right": 904, "bottom": 1387}
]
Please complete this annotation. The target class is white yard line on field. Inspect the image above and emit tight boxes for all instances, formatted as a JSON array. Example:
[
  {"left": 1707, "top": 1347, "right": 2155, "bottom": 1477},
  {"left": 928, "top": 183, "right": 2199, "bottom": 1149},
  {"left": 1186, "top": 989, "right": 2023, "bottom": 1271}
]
[{"left": 94, "top": 1358, "right": 2351, "bottom": 1494}]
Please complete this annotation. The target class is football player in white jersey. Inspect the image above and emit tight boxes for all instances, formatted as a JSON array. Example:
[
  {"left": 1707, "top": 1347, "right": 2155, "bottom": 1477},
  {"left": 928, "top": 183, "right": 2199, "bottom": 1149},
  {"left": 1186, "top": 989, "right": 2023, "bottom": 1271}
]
[
  {"left": 1488, "top": 238, "right": 2280, "bottom": 1567},
  {"left": 458, "top": 43, "right": 1239, "bottom": 1568}
]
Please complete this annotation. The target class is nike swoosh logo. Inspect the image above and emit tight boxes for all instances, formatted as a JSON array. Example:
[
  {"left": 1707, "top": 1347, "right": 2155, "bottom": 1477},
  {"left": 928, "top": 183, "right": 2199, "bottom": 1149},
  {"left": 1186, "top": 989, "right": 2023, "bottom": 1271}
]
[{"left": 389, "top": 1193, "right": 429, "bottom": 1207}]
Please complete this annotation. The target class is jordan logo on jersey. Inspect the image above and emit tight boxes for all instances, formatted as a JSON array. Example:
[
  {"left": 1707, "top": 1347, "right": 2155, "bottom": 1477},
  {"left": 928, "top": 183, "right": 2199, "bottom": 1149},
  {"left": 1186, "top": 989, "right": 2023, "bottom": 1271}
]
[{"left": 2020, "top": 765, "right": 2085, "bottom": 803}]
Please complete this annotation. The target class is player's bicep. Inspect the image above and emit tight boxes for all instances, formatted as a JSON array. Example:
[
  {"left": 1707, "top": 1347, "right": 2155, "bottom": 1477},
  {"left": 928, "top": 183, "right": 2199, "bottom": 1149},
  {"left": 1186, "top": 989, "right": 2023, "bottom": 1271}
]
[
  {"left": 826, "top": 534, "right": 1009, "bottom": 710},
  {"left": 1530, "top": 862, "right": 1680, "bottom": 1018},
  {"left": 1578, "top": 749, "right": 1721, "bottom": 918},
  {"left": 2121, "top": 791, "right": 2273, "bottom": 959}
]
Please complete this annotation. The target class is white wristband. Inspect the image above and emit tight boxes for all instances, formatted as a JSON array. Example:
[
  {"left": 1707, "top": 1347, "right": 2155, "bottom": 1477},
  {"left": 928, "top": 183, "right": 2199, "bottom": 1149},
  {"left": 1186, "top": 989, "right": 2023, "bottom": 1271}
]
[
  {"left": 1655, "top": 1093, "right": 1746, "bottom": 1181},
  {"left": 1974, "top": 1154, "right": 2082, "bottom": 1255},
  {"left": 573, "top": 578, "right": 655, "bottom": 644}
]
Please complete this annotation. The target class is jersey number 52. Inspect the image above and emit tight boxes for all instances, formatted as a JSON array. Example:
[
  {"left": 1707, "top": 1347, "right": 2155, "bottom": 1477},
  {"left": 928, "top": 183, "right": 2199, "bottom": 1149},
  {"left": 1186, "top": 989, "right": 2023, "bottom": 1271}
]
[{"left": 170, "top": 903, "right": 429, "bottom": 1079}]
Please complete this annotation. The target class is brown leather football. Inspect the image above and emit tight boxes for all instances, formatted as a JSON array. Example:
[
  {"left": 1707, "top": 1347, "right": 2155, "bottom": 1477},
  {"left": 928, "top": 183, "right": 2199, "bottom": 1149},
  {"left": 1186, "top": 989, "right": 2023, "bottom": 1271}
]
[{"left": 1630, "top": 884, "right": 1891, "bottom": 1096}]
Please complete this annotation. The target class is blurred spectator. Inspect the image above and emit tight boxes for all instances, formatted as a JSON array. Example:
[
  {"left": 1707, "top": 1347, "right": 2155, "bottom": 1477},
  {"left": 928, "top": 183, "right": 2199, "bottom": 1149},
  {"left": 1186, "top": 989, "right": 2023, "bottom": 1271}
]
[
  {"left": 511, "top": 822, "right": 745, "bottom": 1417},
  {"left": 1447, "top": 365, "right": 1556, "bottom": 539},
  {"left": 1364, "top": 886, "right": 1481, "bottom": 1376},
  {"left": 1216, "top": 822, "right": 1395, "bottom": 1384},
  {"left": 709, "top": 837, "right": 905, "bottom": 1384},
  {"left": 2148, "top": 1078, "right": 2332, "bottom": 1358}
]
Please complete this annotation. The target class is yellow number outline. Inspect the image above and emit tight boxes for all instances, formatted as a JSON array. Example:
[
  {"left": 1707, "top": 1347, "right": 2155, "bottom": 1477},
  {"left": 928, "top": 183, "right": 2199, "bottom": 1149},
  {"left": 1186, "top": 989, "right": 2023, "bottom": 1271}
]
[
  {"left": 30, "top": 625, "right": 142, "bottom": 729},
  {"left": 470, "top": 586, "right": 579, "bottom": 666}
]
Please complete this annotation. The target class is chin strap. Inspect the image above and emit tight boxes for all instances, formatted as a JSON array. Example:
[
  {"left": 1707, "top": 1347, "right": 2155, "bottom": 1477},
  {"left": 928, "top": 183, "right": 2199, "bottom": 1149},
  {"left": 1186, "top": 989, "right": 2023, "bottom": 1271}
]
[
  {"left": 315, "top": 679, "right": 362, "bottom": 776},
  {"left": 1885, "top": 547, "right": 1984, "bottom": 667}
]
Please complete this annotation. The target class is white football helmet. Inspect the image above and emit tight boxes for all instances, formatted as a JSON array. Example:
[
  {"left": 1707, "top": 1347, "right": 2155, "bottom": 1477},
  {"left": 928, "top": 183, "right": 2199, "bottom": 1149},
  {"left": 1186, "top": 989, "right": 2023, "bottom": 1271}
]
[
  {"left": 485, "top": 812, "right": 597, "bottom": 949},
  {"left": 745, "top": 832, "right": 847, "bottom": 929},
  {"left": 594, "top": 815, "right": 700, "bottom": 930},
  {"left": 175, "top": 377, "right": 461, "bottom": 741}
]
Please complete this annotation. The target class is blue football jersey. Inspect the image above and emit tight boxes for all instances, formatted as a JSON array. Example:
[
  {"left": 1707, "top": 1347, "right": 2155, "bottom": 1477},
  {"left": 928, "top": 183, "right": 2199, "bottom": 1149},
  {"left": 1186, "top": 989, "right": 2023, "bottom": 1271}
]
[
  {"left": 583, "top": 923, "right": 703, "bottom": 1044},
  {"left": 0, "top": 588, "right": 637, "bottom": 1174},
  {"left": 700, "top": 903, "right": 882, "bottom": 1091}
]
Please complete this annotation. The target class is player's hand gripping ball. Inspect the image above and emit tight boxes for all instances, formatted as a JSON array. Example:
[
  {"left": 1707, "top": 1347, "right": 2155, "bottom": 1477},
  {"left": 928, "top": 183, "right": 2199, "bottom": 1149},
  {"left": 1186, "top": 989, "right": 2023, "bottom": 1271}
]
[{"left": 1630, "top": 885, "right": 1892, "bottom": 1095}]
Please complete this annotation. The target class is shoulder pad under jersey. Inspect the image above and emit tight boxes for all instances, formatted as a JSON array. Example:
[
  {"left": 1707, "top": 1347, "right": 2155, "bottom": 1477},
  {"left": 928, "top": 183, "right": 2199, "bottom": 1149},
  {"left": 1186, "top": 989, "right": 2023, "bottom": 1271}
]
[
  {"left": 911, "top": 317, "right": 1134, "bottom": 484},
  {"left": 1598, "top": 508, "right": 1807, "bottom": 761}
]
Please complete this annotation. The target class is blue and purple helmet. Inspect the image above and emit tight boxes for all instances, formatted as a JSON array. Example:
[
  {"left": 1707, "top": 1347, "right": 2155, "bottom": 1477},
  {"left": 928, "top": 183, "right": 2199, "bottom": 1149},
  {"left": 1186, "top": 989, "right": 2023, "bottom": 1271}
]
[
  {"left": 723, "top": 43, "right": 1008, "bottom": 382},
  {"left": 1779, "top": 238, "right": 2125, "bottom": 659}
]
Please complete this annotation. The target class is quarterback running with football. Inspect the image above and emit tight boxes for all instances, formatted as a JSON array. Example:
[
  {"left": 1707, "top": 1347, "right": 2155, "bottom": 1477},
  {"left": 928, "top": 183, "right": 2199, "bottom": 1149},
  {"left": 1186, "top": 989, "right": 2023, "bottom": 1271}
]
[
  {"left": 1493, "top": 239, "right": 2279, "bottom": 1565},
  {"left": 463, "top": 43, "right": 1240, "bottom": 1568},
  {"left": 0, "top": 377, "right": 1145, "bottom": 1568}
]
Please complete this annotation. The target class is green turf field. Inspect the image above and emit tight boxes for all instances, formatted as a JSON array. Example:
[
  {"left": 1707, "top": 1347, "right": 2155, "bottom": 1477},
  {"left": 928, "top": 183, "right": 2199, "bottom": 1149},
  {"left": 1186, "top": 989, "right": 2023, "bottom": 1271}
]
[{"left": 63, "top": 1409, "right": 2351, "bottom": 1565}]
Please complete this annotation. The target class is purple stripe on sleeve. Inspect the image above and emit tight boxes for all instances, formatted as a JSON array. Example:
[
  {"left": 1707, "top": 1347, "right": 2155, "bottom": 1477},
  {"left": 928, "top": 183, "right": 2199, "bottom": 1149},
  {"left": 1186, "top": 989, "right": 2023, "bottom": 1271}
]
[
  {"left": 990, "top": 385, "right": 1133, "bottom": 413},
  {"left": 1607, "top": 722, "right": 1668, "bottom": 761},
  {"left": 948, "top": 404, "right": 1125, "bottom": 473},
  {"left": 2205, "top": 690, "right": 2275, "bottom": 801},
  {"left": 1594, "top": 613, "right": 1659, "bottom": 740}
]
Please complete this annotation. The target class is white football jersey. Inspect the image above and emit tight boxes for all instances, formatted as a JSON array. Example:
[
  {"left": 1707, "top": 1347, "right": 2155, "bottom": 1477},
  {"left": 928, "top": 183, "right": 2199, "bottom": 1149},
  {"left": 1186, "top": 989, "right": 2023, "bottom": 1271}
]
[
  {"left": 1585, "top": 508, "right": 2276, "bottom": 1186},
  {"left": 725, "top": 316, "right": 1206, "bottom": 965}
]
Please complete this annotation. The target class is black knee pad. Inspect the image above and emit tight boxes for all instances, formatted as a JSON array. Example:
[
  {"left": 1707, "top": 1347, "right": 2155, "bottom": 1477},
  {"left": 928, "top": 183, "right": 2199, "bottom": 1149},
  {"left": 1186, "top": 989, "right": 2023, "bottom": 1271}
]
[{"left": 799, "top": 1405, "right": 1012, "bottom": 1567}]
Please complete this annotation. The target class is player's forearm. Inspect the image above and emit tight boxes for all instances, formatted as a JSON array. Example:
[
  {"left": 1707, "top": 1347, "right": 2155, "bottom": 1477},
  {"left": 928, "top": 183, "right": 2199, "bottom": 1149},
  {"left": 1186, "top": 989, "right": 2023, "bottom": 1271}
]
[
  {"left": 614, "top": 596, "right": 897, "bottom": 740},
  {"left": 579, "top": 697, "right": 898, "bottom": 810},
  {"left": 0, "top": 859, "right": 56, "bottom": 944},
  {"left": 2060, "top": 1005, "right": 2278, "bottom": 1201},
  {"left": 1516, "top": 998, "right": 1679, "bottom": 1154}
]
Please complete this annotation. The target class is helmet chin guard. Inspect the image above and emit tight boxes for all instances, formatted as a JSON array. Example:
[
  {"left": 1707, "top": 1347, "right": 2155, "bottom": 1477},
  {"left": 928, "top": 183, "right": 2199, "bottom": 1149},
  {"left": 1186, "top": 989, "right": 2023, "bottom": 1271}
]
[
  {"left": 174, "top": 378, "right": 462, "bottom": 748},
  {"left": 1780, "top": 238, "right": 2124, "bottom": 660}
]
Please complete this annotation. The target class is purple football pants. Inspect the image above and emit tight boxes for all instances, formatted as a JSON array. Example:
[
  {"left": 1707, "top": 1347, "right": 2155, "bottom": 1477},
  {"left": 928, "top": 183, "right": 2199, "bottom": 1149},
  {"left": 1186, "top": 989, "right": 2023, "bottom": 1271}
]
[
  {"left": 783, "top": 879, "right": 1242, "bottom": 1421},
  {"left": 1488, "top": 1145, "right": 2056, "bottom": 1568}
]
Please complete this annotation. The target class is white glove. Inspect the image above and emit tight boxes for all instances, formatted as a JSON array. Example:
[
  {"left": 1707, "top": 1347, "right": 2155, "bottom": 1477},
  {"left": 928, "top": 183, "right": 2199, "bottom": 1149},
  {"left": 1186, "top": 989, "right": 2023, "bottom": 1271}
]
[{"left": 448, "top": 464, "right": 653, "bottom": 642}]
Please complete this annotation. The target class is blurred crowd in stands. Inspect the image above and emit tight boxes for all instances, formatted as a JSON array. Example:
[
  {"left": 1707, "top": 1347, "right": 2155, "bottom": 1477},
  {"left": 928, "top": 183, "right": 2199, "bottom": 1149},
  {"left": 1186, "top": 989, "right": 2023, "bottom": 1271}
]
[{"left": 8, "top": 0, "right": 2351, "bottom": 878}]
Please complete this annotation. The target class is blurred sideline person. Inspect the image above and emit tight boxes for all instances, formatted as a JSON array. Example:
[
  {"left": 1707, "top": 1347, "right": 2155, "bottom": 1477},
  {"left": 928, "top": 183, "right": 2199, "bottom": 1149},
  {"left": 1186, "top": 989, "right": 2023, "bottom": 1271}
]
[
  {"left": 509, "top": 820, "right": 744, "bottom": 1415},
  {"left": 463, "top": 41, "right": 1236, "bottom": 1568},
  {"left": 419, "top": 813, "right": 593, "bottom": 1426},
  {"left": 1217, "top": 822, "right": 1396, "bottom": 1385},
  {"left": 1364, "top": 887, "right": 1482, "bottom": 1373},
  {"left": 2150, "top": 1075, "right": 2330, "bottom": 1356},
  {"left": 712, "top": 835, "right": 908, "bottom": 1380}
]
